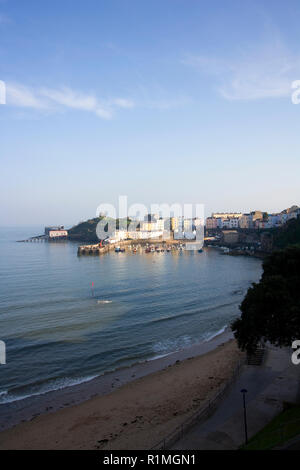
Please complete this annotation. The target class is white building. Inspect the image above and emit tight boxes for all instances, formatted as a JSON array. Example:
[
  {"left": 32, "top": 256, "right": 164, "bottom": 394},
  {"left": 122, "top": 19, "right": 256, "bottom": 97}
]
[
  {"left": 128, "top": 230, "right": 163, "bottom": 240},
  {"left": 48, "top": 230, "right": 68, "bottom": 238},
  {"left": 141, "top": 217, "right": 165, "bottom": 232},
  {"left": 268, "top": 214, "right": 281, "bottom": 227}
]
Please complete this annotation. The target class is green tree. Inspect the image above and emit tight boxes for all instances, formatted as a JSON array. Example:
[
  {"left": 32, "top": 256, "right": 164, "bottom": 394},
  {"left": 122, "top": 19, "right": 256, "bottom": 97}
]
[
  {"left": 231, "top": 245, "right": 300, "bottom": 354},
  {"left": 272, "top": 217, "right": 300, "bottom": 249}
]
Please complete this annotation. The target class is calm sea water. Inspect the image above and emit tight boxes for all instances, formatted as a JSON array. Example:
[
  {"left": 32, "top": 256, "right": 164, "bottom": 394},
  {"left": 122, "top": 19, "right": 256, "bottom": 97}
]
[{"left": 0, "top": 226, "right": 262, "bottom": 404}]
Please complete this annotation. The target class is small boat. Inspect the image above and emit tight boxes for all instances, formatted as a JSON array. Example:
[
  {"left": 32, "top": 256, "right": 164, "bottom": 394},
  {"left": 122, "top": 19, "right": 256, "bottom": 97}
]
[{"left": 115, "top": 246, "right": 125, "bottom": 253}]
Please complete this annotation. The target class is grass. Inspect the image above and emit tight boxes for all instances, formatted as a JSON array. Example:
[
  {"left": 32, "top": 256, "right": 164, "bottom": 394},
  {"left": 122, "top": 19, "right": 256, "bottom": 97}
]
[{"left": 242, "top": 403, "right": 300, "bottom": 450}]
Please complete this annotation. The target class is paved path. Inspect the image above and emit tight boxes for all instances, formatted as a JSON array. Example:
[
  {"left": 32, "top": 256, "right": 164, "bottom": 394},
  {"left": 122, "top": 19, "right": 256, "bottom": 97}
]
[{"left": 172, "top": 346, "right": 300, "bottom": 449}]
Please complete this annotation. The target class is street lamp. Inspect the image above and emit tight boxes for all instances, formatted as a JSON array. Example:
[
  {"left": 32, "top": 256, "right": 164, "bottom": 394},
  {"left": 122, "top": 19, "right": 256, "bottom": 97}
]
[{"left": 241, "top": 388, "right": 248, "bottom": 445}]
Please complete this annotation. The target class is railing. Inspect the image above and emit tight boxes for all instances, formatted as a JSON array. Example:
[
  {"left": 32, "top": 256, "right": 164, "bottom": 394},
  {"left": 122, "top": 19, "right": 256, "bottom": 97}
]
[{"left": 151, "top": 357, "right": 246, "bottom": 450}]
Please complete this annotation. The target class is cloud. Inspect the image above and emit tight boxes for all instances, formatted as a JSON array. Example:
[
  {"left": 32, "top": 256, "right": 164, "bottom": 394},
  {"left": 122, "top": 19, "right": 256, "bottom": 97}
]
[
  {"left": 6, "top": 83, "right": 48, "bottom": 109},
  {"left": 183, "top": 40, "right": 300, "bottom": 101},
  {"left": 5, "top": 82, "right": 188, "bottom": 118},
  {"left": 5, "top": 83, "right": 135, "bottom": 119},
  {"left": 111, "top": 98, "right": 135, "bottom": 109},
  {"left": 40, "top": 87, "right": 113, "bottom": 119}
]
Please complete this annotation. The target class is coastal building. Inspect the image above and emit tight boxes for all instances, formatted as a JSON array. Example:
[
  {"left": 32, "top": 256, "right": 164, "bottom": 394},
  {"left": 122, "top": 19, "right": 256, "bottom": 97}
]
[
  {"left": 141, "top": 220, "right": 155, "bottom": 231},
  {"left": 141, "top": 217, "right": 165, "bottom": 232},
  {"left": 45, "top": 226, "right": 68, "bottom": 238},
  {"left": 127, "top": 230, "right": 163, "bottom": 240},
  {"left": 206, "top": 217, "right": 220, "bottom": 230},
  {"left": 156, "top": 218, "right": 165, "bottom": 232},
  {"left": 183, "top": 219, "right": 193, "bottom": 231},
  {"left": 239, "top": 214, "right": 253, "bottom": 229},
  {"left": 207, "top": 213, "right": 241, "bottom": 230},
  {"left": 251, "top": 211, "right": 264, "bottom": 223},
  {"left": 109, "top": 230, "right": 127, "bottom": 242},
  {"left": 170, "top": 217, "right": 179, "bottom": 232},
  {"left": 209, "top": 205, "right": 299, "bottom": 233},
  {"left": 268, "top": 214, "right": 281, "bottom": 227},
  {"left": 257, "top": 220, "right": 272, "bottom": 230},
  {"left": 222, "top": 217, "right": 240, "bottom": 229},
  {"left": 193, "top": 218, "right": 202, "bottom": 229},
  {"left": 212, "top": 212, "right": 242, "bottom": 220}
]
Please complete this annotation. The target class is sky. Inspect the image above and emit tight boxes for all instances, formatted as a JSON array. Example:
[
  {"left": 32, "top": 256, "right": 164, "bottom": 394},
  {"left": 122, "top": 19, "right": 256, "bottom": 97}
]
[{"left": 1, "top": 0, "right": 300, "bottom": 226}]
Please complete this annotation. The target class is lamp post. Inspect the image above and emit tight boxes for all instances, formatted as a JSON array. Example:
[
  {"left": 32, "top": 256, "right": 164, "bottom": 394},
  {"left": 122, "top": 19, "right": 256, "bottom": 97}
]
[{"left": 241, "top": 388, "right": 248, "bottom": 445}]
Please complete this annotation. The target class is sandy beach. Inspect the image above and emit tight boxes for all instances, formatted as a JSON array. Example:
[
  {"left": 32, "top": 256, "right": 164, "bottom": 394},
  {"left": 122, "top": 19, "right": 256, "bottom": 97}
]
[{"left": 0, "top": 337, "right": 244, "bottom": 450}]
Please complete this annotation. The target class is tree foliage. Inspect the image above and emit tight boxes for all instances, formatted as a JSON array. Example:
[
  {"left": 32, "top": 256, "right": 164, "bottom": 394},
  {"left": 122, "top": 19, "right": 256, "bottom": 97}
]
[
  {"left": 272, "top": 217, "right": 300, "bottom": 249},
  {"left": 231, "top": 245, "right": 300, "bottom": 354},
  {"left": 68, "top": 216, "right": 132, "bottom": 242}
]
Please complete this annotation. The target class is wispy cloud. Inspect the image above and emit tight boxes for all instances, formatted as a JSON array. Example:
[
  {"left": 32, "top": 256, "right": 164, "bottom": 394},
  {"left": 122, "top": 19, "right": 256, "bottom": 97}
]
[
  {"left": 111, "top": 98, "right": 135, "bottom": 109},
  {"left": 40, "top": 87, "right": 113, "bottom": 119},
  {"left": 5, "top": 83, "right": 135, "bottom": 119},
  {"left": 183, "top": 40, "right": 300, "bottom": 101},
  {"left": 7, "top": 83, "right": 48, "bottom": 109},
  {"left": 5, "top": 82, "right": 190, "bottom": 118}
]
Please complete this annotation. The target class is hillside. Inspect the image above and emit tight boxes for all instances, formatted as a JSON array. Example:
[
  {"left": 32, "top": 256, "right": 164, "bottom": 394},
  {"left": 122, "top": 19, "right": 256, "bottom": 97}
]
[
  {"left": 272, "top": 216, "right": 300, "bottom": 249},
  {"left": 68, "top": 217, "right": 132, "bottom": 242}
]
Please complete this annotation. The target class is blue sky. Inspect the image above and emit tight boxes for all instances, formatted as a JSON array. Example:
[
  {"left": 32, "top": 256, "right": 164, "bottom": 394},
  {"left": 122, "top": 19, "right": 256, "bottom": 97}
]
[{"left": 1, "top": 0, "right": 300, "bottom": 226}]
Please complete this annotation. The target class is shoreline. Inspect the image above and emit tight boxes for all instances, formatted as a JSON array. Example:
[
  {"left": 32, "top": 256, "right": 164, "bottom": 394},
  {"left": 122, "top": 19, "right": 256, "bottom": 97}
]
[
  {"left": 0, "top": 327, "right": 234, "bottom": 433},
  {"left": 0, "top": 331, "right": 244, "bottom": 450}
]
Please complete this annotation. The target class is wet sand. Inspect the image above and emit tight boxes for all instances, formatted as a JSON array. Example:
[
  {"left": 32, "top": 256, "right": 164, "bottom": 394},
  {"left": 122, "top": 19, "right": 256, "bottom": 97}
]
[{"left": 0, "top": 335, "right": 244, "bottom": 450}]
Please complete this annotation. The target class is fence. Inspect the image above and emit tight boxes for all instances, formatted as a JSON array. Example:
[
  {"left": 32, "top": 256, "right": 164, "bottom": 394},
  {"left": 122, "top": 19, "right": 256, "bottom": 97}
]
[{"left": 151, "top": 357, "right": 246, "bottom": 450}]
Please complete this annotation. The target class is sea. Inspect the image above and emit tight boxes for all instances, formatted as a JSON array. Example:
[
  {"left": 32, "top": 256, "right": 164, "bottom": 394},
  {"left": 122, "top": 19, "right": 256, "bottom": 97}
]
[{"left": 0, "top": 226, "right": 262, "bottom": 405}]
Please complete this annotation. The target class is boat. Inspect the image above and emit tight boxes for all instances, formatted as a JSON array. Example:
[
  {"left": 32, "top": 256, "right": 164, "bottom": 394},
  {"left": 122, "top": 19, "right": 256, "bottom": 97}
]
[{"left": 115, "top": 246, "right": 125, "bottom": 253}]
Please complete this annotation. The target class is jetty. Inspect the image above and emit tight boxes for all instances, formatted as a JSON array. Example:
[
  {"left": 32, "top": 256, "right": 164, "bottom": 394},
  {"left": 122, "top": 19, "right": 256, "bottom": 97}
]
[
  {"left": 17, "top": 235, "right": 48, "bottom": 242},
  {"left": 77, "top": 239, "right": 184, "bottom": 256},
  {"left": 18, "top": 226, "right": 68, "bottom": 243}
]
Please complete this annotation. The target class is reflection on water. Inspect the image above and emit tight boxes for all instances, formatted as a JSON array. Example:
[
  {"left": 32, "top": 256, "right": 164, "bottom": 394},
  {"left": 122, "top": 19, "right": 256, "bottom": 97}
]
[{"left": 0, "top": 227, "right": 262, "bottom": 403}]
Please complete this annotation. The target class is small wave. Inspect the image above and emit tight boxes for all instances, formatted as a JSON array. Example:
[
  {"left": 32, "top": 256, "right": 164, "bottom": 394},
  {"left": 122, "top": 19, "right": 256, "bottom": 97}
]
[
  {"left": 231, "top": 289, "right": 244, "bottom": 295},
  {"left": 0, "top": 374, "right": 98, "bottom": 405},
  {"left": 152, "top": 335, "right": 193, "bottom": 357},
  {"left": 203, "top": 325, "right": 228, "bottom": 342},
  {"left": 145, "top": 301, "right": 238, "bottom": 327},
  {"left": 97, "top": 300, "right": 112, "bottom": 304}
]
